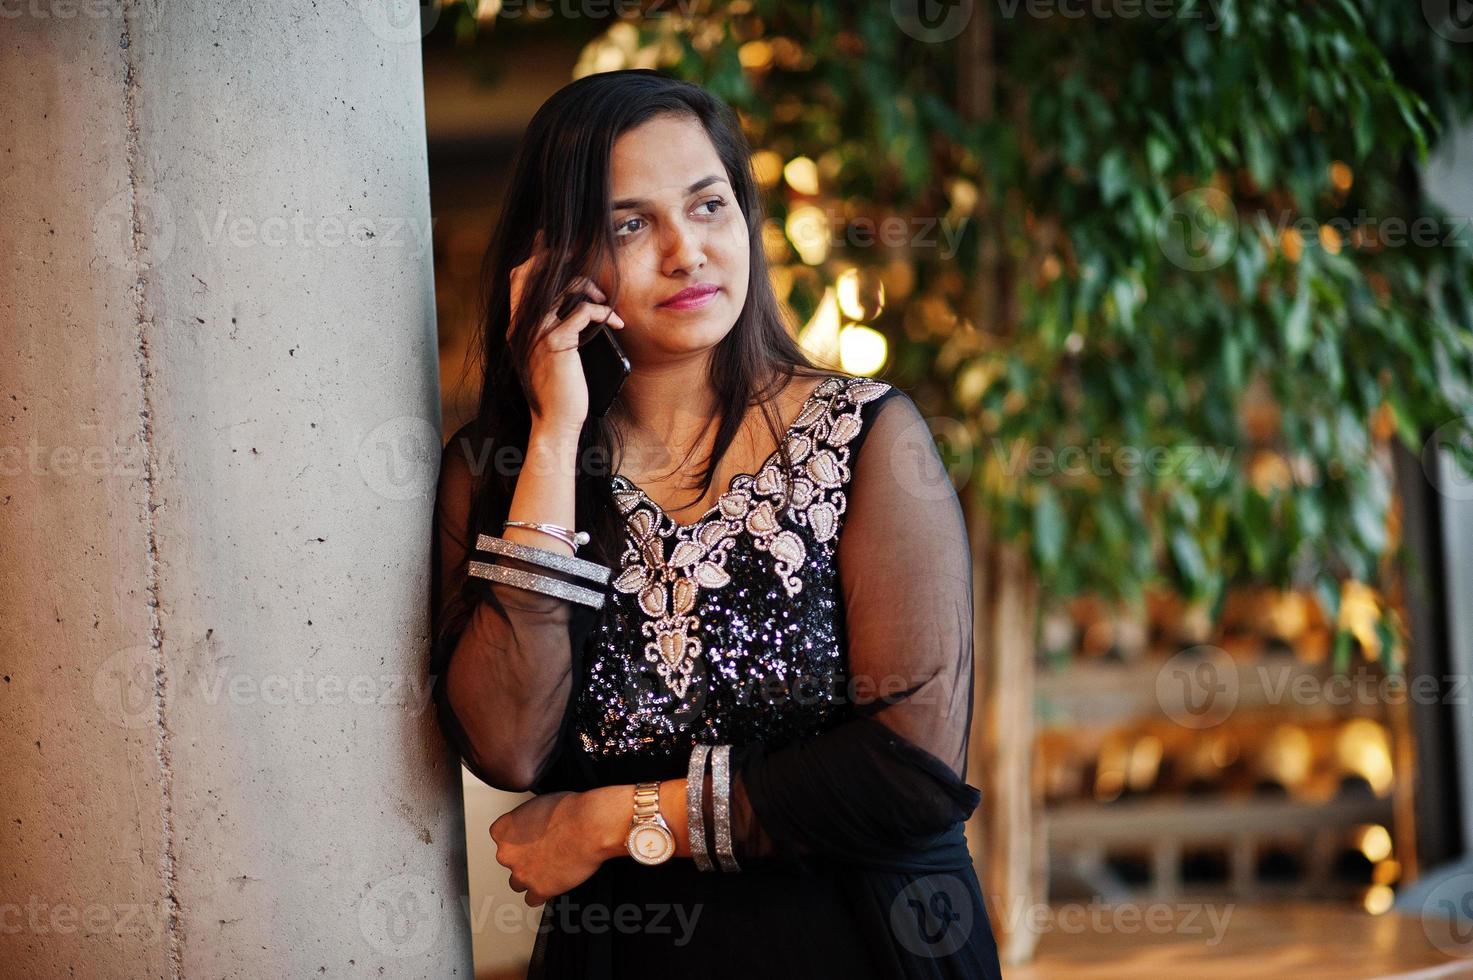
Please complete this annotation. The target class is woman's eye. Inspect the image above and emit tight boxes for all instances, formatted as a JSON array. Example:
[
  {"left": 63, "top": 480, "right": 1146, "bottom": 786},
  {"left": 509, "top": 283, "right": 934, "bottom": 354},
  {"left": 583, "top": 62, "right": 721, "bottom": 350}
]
[{"left": 614, "top": 199, "right": 725, "bottom": 239}]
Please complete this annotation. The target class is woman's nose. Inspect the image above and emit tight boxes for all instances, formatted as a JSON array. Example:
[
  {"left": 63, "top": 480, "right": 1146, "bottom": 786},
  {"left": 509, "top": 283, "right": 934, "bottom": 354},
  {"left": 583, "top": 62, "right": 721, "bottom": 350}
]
[{"left": 661, "top": 222, "right": 707, "bottom": 276}]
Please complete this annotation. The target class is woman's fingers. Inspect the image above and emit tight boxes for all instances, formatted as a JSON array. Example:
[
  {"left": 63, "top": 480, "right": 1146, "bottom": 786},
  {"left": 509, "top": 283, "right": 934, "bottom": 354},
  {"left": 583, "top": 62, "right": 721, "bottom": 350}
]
[
  {"left": 566, "top": 276, "right": 607, "bottom": 304},
  {"left": 507, "top": 273, "right": 617, "bottom": 342},
  {"left": 537, "top": 301, "right": 624, "bottom": 350},
  {"left": 507, "top": 874, "right": 546, "bottom": 906}
]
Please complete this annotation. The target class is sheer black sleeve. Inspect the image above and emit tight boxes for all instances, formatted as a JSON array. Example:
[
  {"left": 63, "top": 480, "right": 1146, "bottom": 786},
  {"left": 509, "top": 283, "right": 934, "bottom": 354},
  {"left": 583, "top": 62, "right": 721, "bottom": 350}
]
[
  {"left": 714, "top": 389, "right": 981, "bottom": 869},
  {"left": 429, "top": 424, "right": 594, "bottom": 793}
]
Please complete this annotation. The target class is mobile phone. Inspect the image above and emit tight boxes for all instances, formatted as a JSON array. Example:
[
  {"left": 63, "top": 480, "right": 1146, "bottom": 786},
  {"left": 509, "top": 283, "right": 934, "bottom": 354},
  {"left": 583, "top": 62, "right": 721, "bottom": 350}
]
[{"left": 557, "top": 291, "right": 631, "bottom": 419}]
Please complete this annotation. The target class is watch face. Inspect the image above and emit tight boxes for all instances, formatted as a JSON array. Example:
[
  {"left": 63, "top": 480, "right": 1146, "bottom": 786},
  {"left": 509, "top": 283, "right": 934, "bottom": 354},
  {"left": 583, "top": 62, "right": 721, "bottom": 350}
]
[{"left": 626, "top": 823, "right": 675, "bottom": 865}]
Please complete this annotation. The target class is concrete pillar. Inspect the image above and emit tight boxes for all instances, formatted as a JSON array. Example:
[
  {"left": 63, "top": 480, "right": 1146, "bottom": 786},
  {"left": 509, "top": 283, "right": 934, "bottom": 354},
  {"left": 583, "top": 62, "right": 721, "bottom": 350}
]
[{"left": 1, "top": 4, "right": 471, "bottom": 977}]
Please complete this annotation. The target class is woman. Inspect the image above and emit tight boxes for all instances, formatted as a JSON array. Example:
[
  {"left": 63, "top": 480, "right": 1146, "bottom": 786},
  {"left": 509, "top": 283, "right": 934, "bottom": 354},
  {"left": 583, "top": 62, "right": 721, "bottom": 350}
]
[{"left": 431, "top": 68, "right": 1000, "bottom": 979}]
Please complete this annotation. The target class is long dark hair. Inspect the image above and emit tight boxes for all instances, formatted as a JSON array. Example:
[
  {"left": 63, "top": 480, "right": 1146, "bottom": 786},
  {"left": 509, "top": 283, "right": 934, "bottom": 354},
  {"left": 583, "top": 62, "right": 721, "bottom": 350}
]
[{"left": 453, "top": 68, "right": 835, "bottom": 572}]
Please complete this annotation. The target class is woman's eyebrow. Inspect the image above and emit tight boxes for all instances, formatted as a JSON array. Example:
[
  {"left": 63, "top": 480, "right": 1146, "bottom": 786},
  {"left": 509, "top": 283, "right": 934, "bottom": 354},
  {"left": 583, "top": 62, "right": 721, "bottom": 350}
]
[{"left": 610, "top": 174, "right": 727, "bottom": 211}]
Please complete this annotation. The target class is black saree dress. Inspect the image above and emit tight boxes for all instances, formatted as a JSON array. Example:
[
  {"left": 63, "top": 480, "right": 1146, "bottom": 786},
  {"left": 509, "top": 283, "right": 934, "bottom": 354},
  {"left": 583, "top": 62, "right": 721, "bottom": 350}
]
[{"left": 432, "top": 374, "right": 1002, "bottom": 980}]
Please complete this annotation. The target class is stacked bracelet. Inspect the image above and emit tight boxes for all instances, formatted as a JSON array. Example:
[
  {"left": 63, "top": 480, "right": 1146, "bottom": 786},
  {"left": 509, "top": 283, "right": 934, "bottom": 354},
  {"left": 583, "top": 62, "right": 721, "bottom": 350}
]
[
  {"left": 686, "top": 744, "right": 715, "bottom": 872},
  {"left": 467, "top": 562, "right": 606, "bottom": 609},
  {"left": 475, "top": 534, "right": 611, "bottom": 585},
  {"left": 467, "top": 533, "right": 612, "bottom": 610},
  {"left": 711, "top": 745, "right": 740, "bottom": 873},
  {"left": 503, "top": 520, "right": 589, "bottom": 552}
]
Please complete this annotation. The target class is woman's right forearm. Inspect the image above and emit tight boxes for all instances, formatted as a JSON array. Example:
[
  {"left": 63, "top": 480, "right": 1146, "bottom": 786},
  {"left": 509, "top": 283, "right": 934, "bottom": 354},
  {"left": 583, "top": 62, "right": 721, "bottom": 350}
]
[
  {"left": 502, "top": 419, "right": 584, "bottom": 554},
  {"left": 447, "top": 419, "right": 587, "bottom": 792}
]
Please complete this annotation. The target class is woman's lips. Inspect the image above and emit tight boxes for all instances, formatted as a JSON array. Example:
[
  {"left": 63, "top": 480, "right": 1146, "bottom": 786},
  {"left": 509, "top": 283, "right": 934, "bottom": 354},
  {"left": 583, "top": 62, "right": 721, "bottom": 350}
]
[{"left": 657, "top": 284, "right": 720, "bottom": 311}]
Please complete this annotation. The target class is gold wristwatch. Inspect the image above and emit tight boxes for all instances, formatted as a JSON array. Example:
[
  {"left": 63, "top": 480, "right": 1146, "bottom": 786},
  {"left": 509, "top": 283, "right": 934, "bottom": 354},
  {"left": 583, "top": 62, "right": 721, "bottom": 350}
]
[{"left": 625, "top": 781, "right": 675, "bottom": 865}]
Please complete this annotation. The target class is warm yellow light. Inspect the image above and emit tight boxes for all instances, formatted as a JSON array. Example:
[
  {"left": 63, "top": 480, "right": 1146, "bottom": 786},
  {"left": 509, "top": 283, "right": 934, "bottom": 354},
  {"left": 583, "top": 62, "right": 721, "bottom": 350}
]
[
  {"left": 1363, "top": 884, "right": 1394, "bottom": 916},
  {"left": 1126, "top": 735, "right": 1163, "bottom": 792},
  {"left": 1093, "top": 736, "right": 1129, "bottom": 803},
  {"left": 1339, "top": 581, "right": 1384, "bottom": 660},
  {"left": 947, "top": 177, "right": 979, "bottom": 215},
  {"left": 761, "top": 219, "right": 789, "bottom": 264},
  {"left": 836, "top": 267, "right": 886, "bottom": 322},
  {"left": 1259, "top": 725, "right": 1312, "bottom": 789},
  {"left": 1336, "top": 718, "right": 1395, "bottom": 797},
  {"left": 1358, "top": 824, "right": 1393, "bottom": 863},
  {"left": 1320, "top": 224, "right": 1343, "bottom": 255},
  {"left": 1093, "top": 768, "right": 1124, "bottom": 804},
  {"left": 1330, "top": 161, "right": 1354, "bottom": 192},
  {"left": 738, "top": 39, "right": 773, "bottom": 70},
  {"left": 1249, "top": 451, "right": 1294, "bottom": 494},
  {"left": 1280, "top": 227, "right": 1304, "bottom": 263},
  {"left": 838, "top": 325, "right": 888, "bottom": 377},
  {"left": 785, "top": 204, "right": 830, "bottom": 265},
  {"left": 1373, "top": 859, "right": 1402, "bottom": 886},
  {"left": 751, "top": 151, "right": 784, "bottom": 190},
  {"left": 954, "top": 361, "right": 992, "bottom": 404},
  {"left": 881, "top": 259, "right": 916, "bottom": 302},
  {"left": 1268, "top": 590, "right": 1311, "bottom": 641},
  {"left": 1210, "top": 733, "right": 1239, "bottom": 769},
  {"left": 797, "top": 287, "right": 842, "bottom": 368},
  {"left": 783, "top": 156, "right": 820, "bottom": 195},
  {"left": 768, "top": 266, "right": 794, "bottom": 304}
]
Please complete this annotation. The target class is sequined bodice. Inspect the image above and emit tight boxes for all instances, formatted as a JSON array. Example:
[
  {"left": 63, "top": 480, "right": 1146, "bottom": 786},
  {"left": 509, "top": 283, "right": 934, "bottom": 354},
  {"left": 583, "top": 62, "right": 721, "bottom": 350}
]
[{"left": 574, "top": 376, "right": 894, "bottom": 760}]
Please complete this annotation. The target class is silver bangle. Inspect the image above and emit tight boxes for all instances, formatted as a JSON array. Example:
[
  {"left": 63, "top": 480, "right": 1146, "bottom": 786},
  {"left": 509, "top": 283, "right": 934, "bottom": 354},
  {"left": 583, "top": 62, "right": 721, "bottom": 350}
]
[
  {"left": 711, "top": 744, "right": 740, "bottom": 872},
  {"left": 467, "top": 561, "right": 606, "bottom": 610},
  {"left": 475, "top": 534, "right": 611, "bottom": 585},
  {"left": 687, "top": 744, "right": 714, "bottom": 872},
  {"left": 503, "top": 520, "right": 589, "bottom": 552}
]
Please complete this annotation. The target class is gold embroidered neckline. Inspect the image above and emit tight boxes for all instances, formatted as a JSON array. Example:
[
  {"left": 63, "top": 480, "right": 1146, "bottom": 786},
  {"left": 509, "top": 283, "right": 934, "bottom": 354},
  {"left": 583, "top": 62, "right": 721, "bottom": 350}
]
[{"left": 610, "top": 376, "right": 842, "bottom": 533}]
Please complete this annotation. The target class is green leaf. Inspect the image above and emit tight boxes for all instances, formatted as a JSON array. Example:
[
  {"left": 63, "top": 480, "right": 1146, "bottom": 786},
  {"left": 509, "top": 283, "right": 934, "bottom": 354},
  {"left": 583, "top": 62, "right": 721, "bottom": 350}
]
[
  {"left": 1146, "top": 135, "right": 1171, "bottom": 177},
  {"left": 1376, "top": 618, "right": 1399, "bottom": 672},
  {"left": 1033, "top": 484, "right": 1066, "bottom": 572},
  {"left": 1170, "top": 527, "right": 1208, "bottom": 594},
  {"left": 1111, "top": 278, "right": 1139, "bottom": 333},
  {"left": 1333, "top": 628, "right": 1353, "bottom": 674},
  {"left": 1351, "top": 491, "right": 1388, "bottom": 554},
  {"left": 1099, "top": 149, "right": 1129, "bottom": 206},
  {"left": 1285, "top": 279, "right": 1313, "bottom": 358}
]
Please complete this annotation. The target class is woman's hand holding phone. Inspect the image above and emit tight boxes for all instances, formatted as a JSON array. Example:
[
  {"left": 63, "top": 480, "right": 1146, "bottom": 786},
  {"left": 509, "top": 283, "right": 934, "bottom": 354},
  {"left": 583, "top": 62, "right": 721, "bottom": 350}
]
[{"left": 507, "top": 231, "right": 624, "bottom": 436}]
